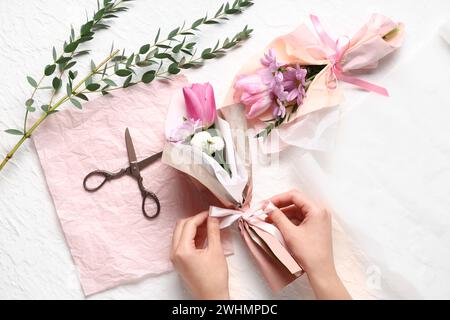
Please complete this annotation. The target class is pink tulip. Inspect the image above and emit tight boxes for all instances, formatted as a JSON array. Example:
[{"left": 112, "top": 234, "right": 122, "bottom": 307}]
[{"left": 182, "top": 83, "right": 217, "bottom": 127}]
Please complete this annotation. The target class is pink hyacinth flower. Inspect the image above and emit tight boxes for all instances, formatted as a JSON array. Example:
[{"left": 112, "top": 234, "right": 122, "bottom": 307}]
[{"left": 182, "top": 83, "right": 217, "bottom": 127}]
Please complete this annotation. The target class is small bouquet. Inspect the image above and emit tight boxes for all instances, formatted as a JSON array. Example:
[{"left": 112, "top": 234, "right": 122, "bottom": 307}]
[
  {"left": 163, "top": 82, "right": 249, "bottom": 207},
  {"left": 162, "top": 81, "right": 304, "bottom": 291},
  {"left": 229, "top": 14, "right": 405, "bottom": 152}
]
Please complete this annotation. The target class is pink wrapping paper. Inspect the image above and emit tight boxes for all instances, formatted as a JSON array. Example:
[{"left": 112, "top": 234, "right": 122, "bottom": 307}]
[{"left": 33, "top": 76, "right": 223, "bottom": 295}]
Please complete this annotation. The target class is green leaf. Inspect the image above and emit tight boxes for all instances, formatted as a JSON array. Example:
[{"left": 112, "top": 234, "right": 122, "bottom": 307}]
[
  {"left": 66, "top": 83, "right": 72, "bottom": 97},
  {"left": 70, "top": 97, "right": 82, "bottom": 109},
  {"left": 123, "top": 75, "right": 132, "bottom": 88},
  {"left": 168, "top": 62, "right": 180, "bottom": 74},
  {"left": 56, "top": 56, "right": 71, "bottom": 64},
  {"left": 52, "top": 77, "right": 62, "bottom": 90},
  {"left": 154, "top": 28, "right": 161, "bottom": 44},
  {"left": 185, "top": 42, "right": 196, "bottom": 49},
  {"left": 69, "top": 70, "right": 77, "bottom": 80},
  {"left": 141, "top": 70, "right": 156, "bottom": 84},
  {"left": 179, "top": 63, "right": 195, "bottom": 69},
  {"left": 41, "top": 104, "right": 49, "bottom": 112},
  {"left": 103, "top": 79, "right": 117, "bottom": 87},
  {"left": 25, "top": 98, "right": 34, "bottom": 107},
  {"left": 115, "top": 69, "right": 132, "bottom": 77},
  {"left": 172, "top": 43, "right": 183, "bottom": 53},
  {"left": 64, "top": 41, "right": 79, "bottom": 53},
  {"left": 44, "top": 64, "right": 56, "bottom": 76},
  {"left": 52, "top": 47, "right": 57, "bottom": 61},
  {"left": 86, "top": 83, "right": 101, "bottom": 91},
  {"left": 215, "top": 3, "right": 224, "bottom": 17},
  {"left": 80, "top": 21, "right": 93, "bottom": 35},
  {"left": 154, "top": 53, "right": 176, "bottom": 62},
  {"left": 76, "top": 93, "right": 89, "bottom": 101},
  {"left": 139, "top": 44, "right": 150, "bottom": 54},
  {"left": 5, "top": 129, "right": 23, "bottom": 136},
  {"left": 155, "top": 44, "right": 171, "bottom": 49},
  {"left": 180, "top": 49, "right": 194, "bottom": 56},
  {"left": 180, "top": 31, "right": 195, "bottom": 36},
  {"left": 201, "top": 48, "right": 216, "bottom": 59},
  {"left": 136, "top": 60, "right": 154, "bottom": 67},
  {"left": 126, "top": 53, "right": 134, "bottom": 68},
  {"left": 94, "top": 8, "right": 105, "bottom": 20},
  {"left": 168, "top": 27, "right": 179, "bottom": 39},
  {"left": 90, "top": 60, "right": 96, "bottom": 72},
  {"left": 64, "top": 61, "right": 77, "bottom": 70},
  {"left": 27, "top": 76, "right": 38, "bottom": 88},
  {"left": 191, "top": 18, "right": 204, "bottom": 29},
  {"left": 73, "top": 50, "right": 90, "bottom": 57},
  {"left": 204, "top": 20, "right": 219, "bottom": 25}
]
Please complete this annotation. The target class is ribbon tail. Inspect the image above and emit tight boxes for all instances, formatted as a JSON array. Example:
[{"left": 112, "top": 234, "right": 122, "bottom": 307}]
[
  {"left": 310, "top": 14, "right": 337, "bottom": 50},
  {"left": 337, "top": 73, "right": 390, "bottom": 97}
]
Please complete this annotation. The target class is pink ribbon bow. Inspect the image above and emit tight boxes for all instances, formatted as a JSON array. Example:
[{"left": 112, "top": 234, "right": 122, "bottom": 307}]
[
  {"left": 310, "top": 14, "right": 389, "bottom": 97},
  {"left": 209, "top": 201, "right": 286, "bottom": 247}
]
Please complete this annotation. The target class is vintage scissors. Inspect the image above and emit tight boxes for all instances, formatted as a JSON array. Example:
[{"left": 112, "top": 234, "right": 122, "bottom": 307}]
[{"left": 83, "top": 128, "right": 162, "bottom": 219}]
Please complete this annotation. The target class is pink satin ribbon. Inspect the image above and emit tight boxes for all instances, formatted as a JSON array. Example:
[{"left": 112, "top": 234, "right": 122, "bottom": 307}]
[
  {"left": 310, "top": 14, "right": 389, "bottom": 97},
  {"left": 209, "top": 201, "right": 286, "bottom": 247}
]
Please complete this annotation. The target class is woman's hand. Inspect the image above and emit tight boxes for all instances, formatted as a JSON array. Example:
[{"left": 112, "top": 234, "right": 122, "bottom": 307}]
[
  {"left": 171, "top": 212, "right": 230, "bottom": 300},
  {"left": 268, "top": 189, "right": 351, "bottom": 300}
]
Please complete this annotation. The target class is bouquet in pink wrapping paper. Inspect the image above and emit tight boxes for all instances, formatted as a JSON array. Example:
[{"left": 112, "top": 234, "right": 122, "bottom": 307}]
[
  {"left": 228, "top": 14, "right": 404, "bottom": 152},
  {"left": 162, "top": 83, "right": 304, "bottom": 291}
]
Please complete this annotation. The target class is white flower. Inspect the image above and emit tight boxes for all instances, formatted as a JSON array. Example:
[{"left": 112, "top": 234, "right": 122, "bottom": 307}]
[
  {"left": 190, "top": 131, "right": 212, "bottom": 151},
  {"left": 190, "top": 131, "right": 225, "bottom": 155},
  {"left": 207, "top": 136, "right": 225, "bottom": 154}
]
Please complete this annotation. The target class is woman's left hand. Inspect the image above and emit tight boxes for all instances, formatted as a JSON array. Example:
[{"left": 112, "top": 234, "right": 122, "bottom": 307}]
[{"left": 171, "top": 211, "right": 230, "bottom": 300}]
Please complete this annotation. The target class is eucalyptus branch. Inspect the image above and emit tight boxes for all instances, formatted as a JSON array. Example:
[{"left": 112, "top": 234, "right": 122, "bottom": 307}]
[
  {"left": 14, "top": 0, "right": 132, "bottom": 135},
  {"left": 0, "top": 50, "right": 120, "bottom": 171},
  {"left": 0, "top": 0, "right": 255, "bottom": 172},
  {"left": 79, "top": 24, "right": 254, "bottom": 94}
]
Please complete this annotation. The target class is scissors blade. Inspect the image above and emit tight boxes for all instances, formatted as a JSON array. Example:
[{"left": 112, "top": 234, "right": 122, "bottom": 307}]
[
  {"left": 125, "top": 128, "right": 138, "bottom": 164},
  {"left": 137, "top": 151, "right": 162, "bottom": 171}
]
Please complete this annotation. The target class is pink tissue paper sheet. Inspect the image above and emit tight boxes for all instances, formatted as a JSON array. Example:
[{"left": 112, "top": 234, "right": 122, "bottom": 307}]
[{"left": 33, "top": 75, "right": 225, "bottom": 296}]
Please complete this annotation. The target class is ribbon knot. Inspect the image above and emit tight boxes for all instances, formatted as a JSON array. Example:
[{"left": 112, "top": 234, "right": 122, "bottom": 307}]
[
  {"left": 209, "top": 201, "right": 286, "bottom": 247},
  {"left": 310, "top": 14, "right": 389, "bottom": 97}
]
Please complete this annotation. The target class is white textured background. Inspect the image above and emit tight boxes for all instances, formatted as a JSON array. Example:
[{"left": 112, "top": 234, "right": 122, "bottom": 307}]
[{"left": 1, "top": 0, "right": 450, "bottom": 299}]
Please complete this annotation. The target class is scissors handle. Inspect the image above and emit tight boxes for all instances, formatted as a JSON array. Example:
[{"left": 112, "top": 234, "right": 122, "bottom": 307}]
[
  {"left": 138, "top": 176, "right": 161, "bottom": 219},
  {"left": 83, "top": 168, "right": 126, "bottom": 192}
]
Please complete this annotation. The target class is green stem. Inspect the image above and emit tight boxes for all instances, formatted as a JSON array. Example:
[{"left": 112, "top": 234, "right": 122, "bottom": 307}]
[
  {"left": 24, "top": 75, "right": 45, "bottom": 132},
  {"left": 0, "top": 49, "right": 119, "bottom": 171}
]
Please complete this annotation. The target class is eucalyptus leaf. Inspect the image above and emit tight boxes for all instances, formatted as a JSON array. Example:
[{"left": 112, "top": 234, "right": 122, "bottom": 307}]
[
  {"left": 86, "top": 83, "right": 101, "bottom": 91},
  {"left": 168, "top": 63, "right": 180, "bottom": 74},
  {"left": 139, "top": 44, "right": 150, "bottom": 54},
  {"left": 76, "top": 93, "right": 89, "bottom": 101},
  {"left": 103, "top": 79, "right": 117, "bottom": 87},
  {"left": 5, "top": 129, "right": 23, "bottom": 136},
  {"left": 70, "top": 97, "right": 82, "bottom": 109},
  {"left": 27, "top": 76, "right": 38, "bottom": 88},
  {"left": 56, "top": 56, "right": 71, "bottom": 64},
  {"left": 52, "top": 77, "right": 62, "bottom": 90},
  {"left": 154, "top": 27, "right": 161, "bottom": 44},
  {"left": 123, "top": 75, "right": 132, "bottom": 87},
  {"left": 25, "top": 98, "right": 34, "bottom": 107},
  {"left": 141, "top": 70, "right": 155, "bottom": 84},
  {"left": 115, "top": 69, "right": 132, "bottom": 77},
  {"left": 64, "top": 41, "right": 79, "bottom": 53},
  {"left": 168, "top": 27, "right": 179, "bottom": 39}
]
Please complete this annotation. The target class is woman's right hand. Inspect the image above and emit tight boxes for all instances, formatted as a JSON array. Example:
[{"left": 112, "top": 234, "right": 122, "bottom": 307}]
[{"left": 267, "top": 189, "right": 351, "bottom": 300}]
